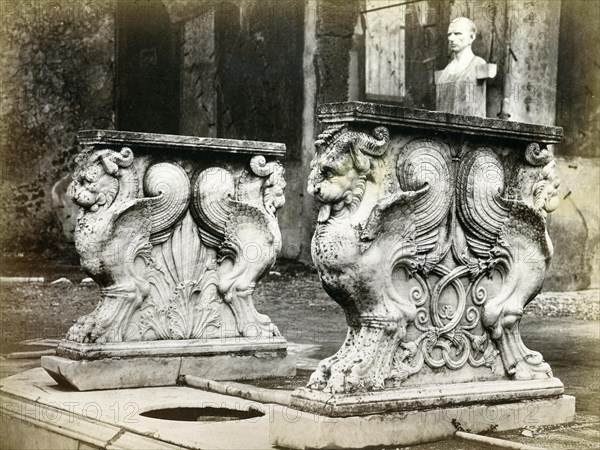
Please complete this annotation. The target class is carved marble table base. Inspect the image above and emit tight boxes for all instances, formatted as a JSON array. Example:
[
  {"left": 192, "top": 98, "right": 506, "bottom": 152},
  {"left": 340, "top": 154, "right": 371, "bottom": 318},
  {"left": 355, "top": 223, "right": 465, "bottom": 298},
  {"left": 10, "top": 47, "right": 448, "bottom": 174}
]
[
  {"left": 42, "top": 130, "right": 295, "bottom": 390},
  {"left": 271, "top": 102, "right": 574, "bottom": 448}
]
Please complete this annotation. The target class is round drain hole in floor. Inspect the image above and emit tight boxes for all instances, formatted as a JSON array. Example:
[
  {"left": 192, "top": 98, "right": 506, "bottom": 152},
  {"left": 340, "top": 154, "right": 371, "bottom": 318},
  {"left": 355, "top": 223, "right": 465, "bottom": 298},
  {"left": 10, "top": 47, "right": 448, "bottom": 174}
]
[{"left": 140, "top": 407, "right": 265, "bottom": 422}]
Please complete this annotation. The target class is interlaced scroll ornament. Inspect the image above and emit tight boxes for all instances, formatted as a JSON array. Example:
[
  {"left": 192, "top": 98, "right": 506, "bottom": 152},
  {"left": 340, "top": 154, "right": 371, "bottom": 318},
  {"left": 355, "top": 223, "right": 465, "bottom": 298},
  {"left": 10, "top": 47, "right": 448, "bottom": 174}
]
[{"left": 307, "top": 124, "right": 560, "bottom": 394}]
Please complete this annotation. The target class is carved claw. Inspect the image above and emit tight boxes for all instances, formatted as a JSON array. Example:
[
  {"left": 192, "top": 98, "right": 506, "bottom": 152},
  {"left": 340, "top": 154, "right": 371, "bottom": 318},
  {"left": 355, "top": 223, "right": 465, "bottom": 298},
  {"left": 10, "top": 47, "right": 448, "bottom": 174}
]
[
  {"left": 66, "top": 310, "right": 113, "bottom": 343},
  {"left": 226, "top": 286, "right": 280, "bottom": 338},
  {"left": 306, "top": 324, "right": 404, "bottom": 394},
  {"left": 306, "top": 370, "right": 328, "bottom": 391},
  {"left": 496, "top": 323, "right": 552, "bottom": 380},
  {"left": 66, "top": 315, "right": 93, "bottom": 342}
]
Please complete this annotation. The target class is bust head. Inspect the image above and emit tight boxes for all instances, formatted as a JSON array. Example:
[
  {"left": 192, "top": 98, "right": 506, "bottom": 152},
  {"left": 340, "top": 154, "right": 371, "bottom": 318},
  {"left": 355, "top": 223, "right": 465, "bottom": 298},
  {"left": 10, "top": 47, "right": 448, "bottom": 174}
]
[{"left": 447, "top": 17, "right": 477, "bottom": 55}]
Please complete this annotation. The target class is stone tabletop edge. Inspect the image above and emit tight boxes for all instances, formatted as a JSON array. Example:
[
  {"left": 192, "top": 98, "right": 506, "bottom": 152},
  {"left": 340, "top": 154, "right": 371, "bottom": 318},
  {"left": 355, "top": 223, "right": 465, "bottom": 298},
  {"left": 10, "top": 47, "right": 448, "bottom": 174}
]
[
  {"left": 77, "top": 129, "right": 287, "bottom": 156},
  {"left": 317, "top": 102, "right": 563, "bottom": 142}
]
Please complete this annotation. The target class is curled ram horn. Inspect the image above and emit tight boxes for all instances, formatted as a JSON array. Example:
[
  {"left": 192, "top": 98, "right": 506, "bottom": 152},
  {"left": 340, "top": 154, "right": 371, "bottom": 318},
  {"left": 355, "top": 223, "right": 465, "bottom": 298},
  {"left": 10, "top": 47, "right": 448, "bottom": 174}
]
[
  {"left": 250, "top": 155, "right": 276, "bottom": 177},
  {"left": 357, "top": 126, "right": 390, "bottom": 157},
  {"left": 112, "top": 147, "right": 134, "bottom": 167},
  {"left": 525, "top": 142, "right": 553, "bottom": 166},
  {"left": 93, "top": 147, "right": 135, "bottom": 176},
  {"left": 315, "top": 124, "right": 347, "bottom": 151}
]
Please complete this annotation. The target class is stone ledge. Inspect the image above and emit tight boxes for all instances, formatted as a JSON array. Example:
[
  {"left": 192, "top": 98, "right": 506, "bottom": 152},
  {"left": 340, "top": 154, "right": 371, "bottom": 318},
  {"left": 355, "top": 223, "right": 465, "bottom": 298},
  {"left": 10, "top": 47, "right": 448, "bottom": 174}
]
[
  {"left": 77, "top": 129, "right": 286, "bottom": 156},
  {"left": 42, "top": 353, "right": 296, "bottom": 391},
  {"left": 290, "top": 378, "right": 566, "bottom": 417},
  {"left": 55, "top": 336, "right": 289, "bottom": 360},
  {"left": 270, "top": 395, "right": 576, "bottom": 449},
  {"left": 317, "top": 101, "right": 563, "bottom": 143}
]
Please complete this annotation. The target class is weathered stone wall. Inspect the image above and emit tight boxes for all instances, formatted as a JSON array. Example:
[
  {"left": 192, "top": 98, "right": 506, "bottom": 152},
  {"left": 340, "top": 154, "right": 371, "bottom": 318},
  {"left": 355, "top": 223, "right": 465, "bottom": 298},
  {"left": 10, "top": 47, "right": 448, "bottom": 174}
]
[
  {"left": 547, "top": 0, "right": 600, "bottom": 290},
  {"left": 0, "top": 0, "right": 596, "bottom": 292},
  {"left": 0, "top": 1, "right": 115, "bottom": 261}
]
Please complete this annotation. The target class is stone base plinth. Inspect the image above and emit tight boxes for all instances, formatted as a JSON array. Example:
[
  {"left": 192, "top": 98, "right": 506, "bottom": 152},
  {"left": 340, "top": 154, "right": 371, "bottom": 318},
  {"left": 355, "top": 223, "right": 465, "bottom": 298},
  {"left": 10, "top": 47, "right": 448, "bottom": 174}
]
[
  {"left": 42, "top": 337, "right": 295, "bottom": 391},
  {"left": 270, "top": 395, "right": 576, "bottom": 449},
  {"left": 290, "top": 378, "right": 566, "bottom": 417}
]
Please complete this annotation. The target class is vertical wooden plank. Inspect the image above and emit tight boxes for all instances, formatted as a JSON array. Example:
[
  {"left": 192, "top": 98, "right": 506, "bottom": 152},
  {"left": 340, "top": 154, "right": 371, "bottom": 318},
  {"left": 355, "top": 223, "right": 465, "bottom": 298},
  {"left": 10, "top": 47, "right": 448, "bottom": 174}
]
[
  {"left": 181, "top": 12, "right": 217, "bottom": 137},
  {"left": 365, "top": 0, "right": 406, "bottom": 100}
]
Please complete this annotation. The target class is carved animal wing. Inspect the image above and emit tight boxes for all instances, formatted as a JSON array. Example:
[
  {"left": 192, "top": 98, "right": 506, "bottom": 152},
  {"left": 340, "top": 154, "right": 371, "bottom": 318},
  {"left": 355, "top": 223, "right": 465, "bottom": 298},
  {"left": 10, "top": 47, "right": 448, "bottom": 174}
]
[
  {"left": 362, "top": 139, "right": 454, "bottom": 262},
  {"left": 111, "top": 197, "right": 154, "bottom": 262},
  {"left": 220, "top": 202, "right": 279, "bottom": 266},
  {"left": 457, "top": 148, "right": 511, "bottom": 258},
  {"left": 191, "top": 166, "right": 280, "bottom": 266}
]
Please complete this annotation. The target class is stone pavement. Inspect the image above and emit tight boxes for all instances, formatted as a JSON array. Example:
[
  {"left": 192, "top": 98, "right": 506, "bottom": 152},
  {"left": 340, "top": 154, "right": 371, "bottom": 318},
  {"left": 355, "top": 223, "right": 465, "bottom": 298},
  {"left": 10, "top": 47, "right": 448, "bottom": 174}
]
[{"left": 1, "top": 273, "right": 598, "bottom": 448}]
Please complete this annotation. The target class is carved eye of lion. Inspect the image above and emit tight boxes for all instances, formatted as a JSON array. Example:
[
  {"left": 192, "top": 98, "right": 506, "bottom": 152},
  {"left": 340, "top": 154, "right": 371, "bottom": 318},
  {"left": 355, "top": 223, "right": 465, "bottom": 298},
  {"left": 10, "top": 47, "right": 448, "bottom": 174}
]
[{"left": 321, "top": 166, "right": 335, "bottom": 180}]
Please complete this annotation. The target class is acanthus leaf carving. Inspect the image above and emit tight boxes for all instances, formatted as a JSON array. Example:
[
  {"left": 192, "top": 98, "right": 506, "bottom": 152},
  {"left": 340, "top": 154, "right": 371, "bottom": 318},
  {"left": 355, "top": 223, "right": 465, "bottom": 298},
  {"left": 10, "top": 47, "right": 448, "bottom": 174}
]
[{"left": 140, "top": 212, "right": 221, "bottom": 340}]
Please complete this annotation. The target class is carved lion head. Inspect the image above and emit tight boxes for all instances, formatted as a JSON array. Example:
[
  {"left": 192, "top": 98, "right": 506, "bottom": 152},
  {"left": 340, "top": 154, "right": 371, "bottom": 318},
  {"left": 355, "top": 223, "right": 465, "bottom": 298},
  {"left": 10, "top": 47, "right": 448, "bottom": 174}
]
[
  {"left": 307, "top": 125, "right": 389, "bottom": 222},
  {"left": 70, "top": 147, "right": 134, "bottom": 212}
]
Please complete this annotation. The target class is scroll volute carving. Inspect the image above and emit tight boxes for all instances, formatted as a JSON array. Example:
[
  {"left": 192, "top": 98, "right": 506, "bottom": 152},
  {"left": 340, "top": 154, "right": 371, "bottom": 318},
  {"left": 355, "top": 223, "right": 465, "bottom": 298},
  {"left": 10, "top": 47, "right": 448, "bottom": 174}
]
[{"left": 515, "top": 143, "right": 561, "bottom": 214}]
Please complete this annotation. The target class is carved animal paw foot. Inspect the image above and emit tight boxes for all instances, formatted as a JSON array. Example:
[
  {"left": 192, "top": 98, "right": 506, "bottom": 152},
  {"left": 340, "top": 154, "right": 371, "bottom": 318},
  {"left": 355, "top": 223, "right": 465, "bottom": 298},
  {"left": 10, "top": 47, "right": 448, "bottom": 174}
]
[
  {"left": 66, "top": 314, "right": 111, "bottom": 343},
  {"left": 322, "top": 356, "right": 373, "bottom": 394},
  {"left": 66, "top": 298, "right": 126, "bottom": 343},
  {"left": 66, "top": 314, "right": 97, "bottom": 343},
  {"left": 509, "top": 351, "right": 552, "bottom": 380},
  {"left": 306, "top": 369, "right": 329, "bottom": 391},
  {"left": 241, "top": 320, "right": 280, "bottom": 338},
  {"left": 497, "top": 324, "right": 553, "bottom": 380}
]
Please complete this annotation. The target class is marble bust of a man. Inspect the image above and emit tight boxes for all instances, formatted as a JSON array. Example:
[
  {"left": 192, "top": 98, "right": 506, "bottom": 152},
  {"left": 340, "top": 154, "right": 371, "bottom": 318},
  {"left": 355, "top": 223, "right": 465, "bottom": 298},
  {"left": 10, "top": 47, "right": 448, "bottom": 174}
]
[{"left": 435, "top": 17, "right": 495, "bottom": 117}]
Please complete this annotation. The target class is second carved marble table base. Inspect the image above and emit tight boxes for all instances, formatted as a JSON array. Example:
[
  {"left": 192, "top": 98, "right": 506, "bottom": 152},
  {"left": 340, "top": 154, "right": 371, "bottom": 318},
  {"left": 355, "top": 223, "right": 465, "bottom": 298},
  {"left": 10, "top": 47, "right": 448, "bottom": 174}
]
[
  {"left": 42, "top": 130, "right": 295, "bottom": 390},
  {"left": 271, "top": 102, "right": 574, "bottom": 448}
]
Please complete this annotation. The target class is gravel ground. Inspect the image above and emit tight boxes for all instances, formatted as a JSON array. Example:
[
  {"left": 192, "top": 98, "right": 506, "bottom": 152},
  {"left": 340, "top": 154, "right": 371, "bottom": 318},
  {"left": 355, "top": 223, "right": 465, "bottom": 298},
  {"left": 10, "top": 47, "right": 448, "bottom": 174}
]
[
  {"left": 1, "top": 260, "right": 597, "bottom": 351},
  {"left": 1, "top": 260, "right": 598, "bottom": 448}
]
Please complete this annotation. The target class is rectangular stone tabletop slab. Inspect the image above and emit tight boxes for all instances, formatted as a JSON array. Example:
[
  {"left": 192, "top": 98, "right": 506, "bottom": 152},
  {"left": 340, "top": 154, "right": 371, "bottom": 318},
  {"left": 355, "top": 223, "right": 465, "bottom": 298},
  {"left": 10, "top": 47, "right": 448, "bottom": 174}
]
[
  {"left": 318, "top": 101, "right": 563, "bottom": 143},
  {"left": 77, "top": 129, "right": 286, "bottom": 156}
]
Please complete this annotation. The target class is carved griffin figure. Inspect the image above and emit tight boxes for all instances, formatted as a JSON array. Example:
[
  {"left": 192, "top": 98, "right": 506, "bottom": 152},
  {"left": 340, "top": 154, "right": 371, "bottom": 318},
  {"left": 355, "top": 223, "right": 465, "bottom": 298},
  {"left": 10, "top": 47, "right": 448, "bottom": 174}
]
[
  {"left": 306, "top": 125, "right": 451, "bottom": 393},
  {"left": 457, "top": 142, "right": 561, "bottom": 380},
  {"left": 67, "top": 148, "right": 189, "bottom": 343},
  {"left": 191, "top": 156, "right": 286, "bottom": 338},
  {"left": 67, "top": 147, "right": 153, "bottom": 342}
]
